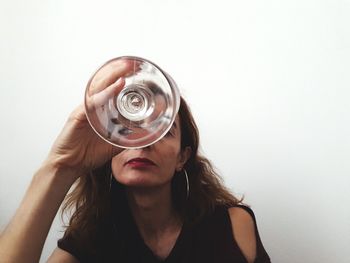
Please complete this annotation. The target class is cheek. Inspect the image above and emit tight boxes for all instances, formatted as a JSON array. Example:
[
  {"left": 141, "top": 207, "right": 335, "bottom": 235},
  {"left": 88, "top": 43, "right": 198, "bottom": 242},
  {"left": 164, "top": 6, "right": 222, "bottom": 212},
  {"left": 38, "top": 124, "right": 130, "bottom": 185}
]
[
  {"left": 159, "top": 143, "right": 182, "bottom": 171},
  {"left": 111, "top": 154, "right": 126, "bottom": 176},
  {"left": 111, "top": 156, "right": 134, "bottom": 185}
]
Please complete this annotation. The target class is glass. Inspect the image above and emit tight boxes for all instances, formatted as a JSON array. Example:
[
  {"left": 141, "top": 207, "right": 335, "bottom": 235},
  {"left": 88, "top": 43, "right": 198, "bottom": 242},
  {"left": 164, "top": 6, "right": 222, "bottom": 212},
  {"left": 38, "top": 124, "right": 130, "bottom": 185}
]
[{"left": 84, "top": 56, "right": 180, "bottom": 149}]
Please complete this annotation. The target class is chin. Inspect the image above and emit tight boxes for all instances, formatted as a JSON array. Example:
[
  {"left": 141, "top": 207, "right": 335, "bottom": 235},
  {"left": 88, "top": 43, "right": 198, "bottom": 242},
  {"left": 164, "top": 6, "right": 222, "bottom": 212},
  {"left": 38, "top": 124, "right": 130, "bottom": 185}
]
[{"left": 116, "top": 173, "right": 159, "bottom": 188}]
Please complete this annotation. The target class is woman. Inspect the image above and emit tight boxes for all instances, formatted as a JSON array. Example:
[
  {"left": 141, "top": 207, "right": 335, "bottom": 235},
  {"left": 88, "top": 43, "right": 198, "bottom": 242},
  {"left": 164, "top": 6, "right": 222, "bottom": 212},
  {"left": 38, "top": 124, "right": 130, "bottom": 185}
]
[{"left": 0, "top": 61, "right": 270, "bottom": 263}]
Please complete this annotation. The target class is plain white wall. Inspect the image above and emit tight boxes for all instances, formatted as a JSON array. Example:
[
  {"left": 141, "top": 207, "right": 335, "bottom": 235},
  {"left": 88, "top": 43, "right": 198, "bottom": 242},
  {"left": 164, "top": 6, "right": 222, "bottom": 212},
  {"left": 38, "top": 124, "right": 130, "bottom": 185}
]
[{"left": 1, "top": 0, "right": 349, "bottom": 262}]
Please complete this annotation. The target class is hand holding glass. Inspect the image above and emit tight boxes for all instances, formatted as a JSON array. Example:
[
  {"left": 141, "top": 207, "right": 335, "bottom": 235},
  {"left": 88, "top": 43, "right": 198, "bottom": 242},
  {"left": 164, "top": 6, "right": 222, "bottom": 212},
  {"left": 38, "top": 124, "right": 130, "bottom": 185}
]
[{"left": 85, "top": 56, "right": 180, "bottom": 149}]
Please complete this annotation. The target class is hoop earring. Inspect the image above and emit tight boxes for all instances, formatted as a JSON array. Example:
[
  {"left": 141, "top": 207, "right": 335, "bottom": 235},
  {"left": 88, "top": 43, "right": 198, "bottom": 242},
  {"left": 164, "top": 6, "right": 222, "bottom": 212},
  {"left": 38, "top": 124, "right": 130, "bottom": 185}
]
[
  {"left": 183, "top": 169, "right": 190, "bottom": 199},
  {"left": 109, "top": 172, "right": 113, "bottom": 192}
]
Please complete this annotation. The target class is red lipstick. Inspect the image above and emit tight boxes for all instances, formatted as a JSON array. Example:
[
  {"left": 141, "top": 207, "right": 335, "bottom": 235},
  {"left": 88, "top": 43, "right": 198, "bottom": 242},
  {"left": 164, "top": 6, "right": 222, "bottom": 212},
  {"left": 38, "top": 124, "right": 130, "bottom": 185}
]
[{"left": 125, "top": 158, "right": 156, "bottom": 168}]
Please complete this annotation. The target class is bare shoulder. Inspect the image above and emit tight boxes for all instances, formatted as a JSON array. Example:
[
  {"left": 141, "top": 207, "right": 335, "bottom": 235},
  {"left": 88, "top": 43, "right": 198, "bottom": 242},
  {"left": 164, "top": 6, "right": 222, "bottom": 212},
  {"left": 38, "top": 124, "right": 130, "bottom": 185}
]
[
  {"left": 228, "top": 206, "right": 257, "bottom": 263},
  {"left": 46, "top": 247, "right": 79, "bottom": 263}
]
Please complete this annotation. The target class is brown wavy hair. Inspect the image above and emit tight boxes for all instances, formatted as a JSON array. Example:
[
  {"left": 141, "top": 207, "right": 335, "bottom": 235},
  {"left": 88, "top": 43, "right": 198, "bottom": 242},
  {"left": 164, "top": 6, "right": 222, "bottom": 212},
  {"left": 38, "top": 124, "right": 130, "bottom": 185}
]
[{"left": 61, "top": 97, "right": 242, "bottom": 246}]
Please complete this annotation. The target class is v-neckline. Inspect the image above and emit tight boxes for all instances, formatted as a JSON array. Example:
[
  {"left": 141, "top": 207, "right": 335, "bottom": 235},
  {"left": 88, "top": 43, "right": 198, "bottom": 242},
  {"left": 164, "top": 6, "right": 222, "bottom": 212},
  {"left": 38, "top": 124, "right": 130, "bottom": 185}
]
[
  {"left": 139, "top": 221, "right": 187, "bottom": 263},
  {"left": 111, "top": 185, "right": 189, "bottom": 262}
]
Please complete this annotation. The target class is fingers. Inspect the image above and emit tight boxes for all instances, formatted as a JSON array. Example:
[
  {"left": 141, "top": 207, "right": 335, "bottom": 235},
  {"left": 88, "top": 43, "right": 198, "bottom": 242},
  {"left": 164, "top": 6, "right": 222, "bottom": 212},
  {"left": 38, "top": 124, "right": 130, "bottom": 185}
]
[
  {"left": 91, "top": 77, "right": 125, "bottom": 107},
  {"left": 90, "top": 59, "right": 142, "bottom": 94},
  {"left": 106, "top": 59, "right": 142, "bottom": 81},
  {"left": 68, "top": 104, "right": 87, "bottom": 122}
]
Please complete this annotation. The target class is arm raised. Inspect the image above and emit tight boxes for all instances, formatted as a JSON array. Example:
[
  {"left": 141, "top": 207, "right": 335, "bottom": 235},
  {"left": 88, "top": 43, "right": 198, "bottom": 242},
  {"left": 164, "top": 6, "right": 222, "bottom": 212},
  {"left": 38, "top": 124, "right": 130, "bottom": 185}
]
[
  {"left": 0, "top": 162, "right": 77, "bottom": 263},
  {"left": 0, "top": 105, "right": 121, "bottom": 263}
]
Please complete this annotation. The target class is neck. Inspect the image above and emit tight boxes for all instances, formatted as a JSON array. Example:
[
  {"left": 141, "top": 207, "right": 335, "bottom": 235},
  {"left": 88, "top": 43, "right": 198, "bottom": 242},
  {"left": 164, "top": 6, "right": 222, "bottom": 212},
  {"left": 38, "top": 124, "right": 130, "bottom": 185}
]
[{"left": 125, "top": 183, "right": 181, "bottom": 237}]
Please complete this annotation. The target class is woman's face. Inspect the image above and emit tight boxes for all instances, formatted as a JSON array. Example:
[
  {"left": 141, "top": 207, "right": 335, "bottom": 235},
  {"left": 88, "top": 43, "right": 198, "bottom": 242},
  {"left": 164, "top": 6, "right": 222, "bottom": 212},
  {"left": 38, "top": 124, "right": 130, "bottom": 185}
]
[{"left": 111, "top": 116, "right": 190, "bottom": 188}]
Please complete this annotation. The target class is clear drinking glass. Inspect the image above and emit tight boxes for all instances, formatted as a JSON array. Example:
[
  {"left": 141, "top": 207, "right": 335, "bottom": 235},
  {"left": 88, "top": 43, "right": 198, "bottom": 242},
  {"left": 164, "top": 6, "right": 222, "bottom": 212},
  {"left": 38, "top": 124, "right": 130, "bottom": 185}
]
[{"left": 85, "top": 56, "right": 180, "bottom": 149}]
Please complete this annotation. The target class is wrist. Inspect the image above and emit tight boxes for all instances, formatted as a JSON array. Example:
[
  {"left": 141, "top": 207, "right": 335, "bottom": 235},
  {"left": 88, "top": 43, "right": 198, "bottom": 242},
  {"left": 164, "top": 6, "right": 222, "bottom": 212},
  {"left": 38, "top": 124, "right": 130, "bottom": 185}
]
[{"left": 36, "top": 159, "right": 81, "bottom": 188}]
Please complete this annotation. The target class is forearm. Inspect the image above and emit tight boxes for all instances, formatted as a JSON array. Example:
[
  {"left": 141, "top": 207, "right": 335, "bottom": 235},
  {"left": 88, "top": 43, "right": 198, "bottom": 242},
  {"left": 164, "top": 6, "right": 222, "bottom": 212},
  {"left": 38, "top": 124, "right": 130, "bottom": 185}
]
[{"left": 0, "top": 162, "right": 77, "bottom": 263}]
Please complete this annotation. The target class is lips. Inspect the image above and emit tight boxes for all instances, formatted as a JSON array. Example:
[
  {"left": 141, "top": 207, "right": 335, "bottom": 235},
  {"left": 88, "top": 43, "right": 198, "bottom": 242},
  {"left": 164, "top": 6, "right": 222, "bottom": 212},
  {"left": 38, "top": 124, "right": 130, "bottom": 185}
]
[{"left": 125, "top": 158, "right": 156, "bottom": 167}]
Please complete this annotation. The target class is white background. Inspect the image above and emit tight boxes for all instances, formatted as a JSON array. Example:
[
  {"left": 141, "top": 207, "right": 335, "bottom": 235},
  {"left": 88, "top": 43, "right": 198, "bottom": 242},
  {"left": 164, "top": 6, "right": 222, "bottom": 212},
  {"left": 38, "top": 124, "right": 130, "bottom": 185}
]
[{"left": 1, "top": 0, "right": 349, "bottom": 262}]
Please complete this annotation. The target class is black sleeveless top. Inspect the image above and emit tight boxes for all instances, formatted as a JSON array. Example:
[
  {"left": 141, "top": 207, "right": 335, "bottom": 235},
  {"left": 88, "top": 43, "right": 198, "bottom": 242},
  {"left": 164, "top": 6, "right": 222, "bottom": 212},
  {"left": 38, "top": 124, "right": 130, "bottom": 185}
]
[{"left": 58, "top": 204, "right": 270, "bottom": 263}]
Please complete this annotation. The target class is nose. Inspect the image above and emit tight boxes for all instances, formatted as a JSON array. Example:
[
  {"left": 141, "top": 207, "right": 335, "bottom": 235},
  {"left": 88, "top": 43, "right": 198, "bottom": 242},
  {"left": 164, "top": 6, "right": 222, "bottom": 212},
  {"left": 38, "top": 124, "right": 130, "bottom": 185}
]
[
  {"left": 142, "top": 143, "right": 153, "bottom": 151},
  {"left": 131, "top": 143, "right": 152, "bottom": 152},
  {"left": 131, "top": 138, "right": 161, "bottom": 152}
]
